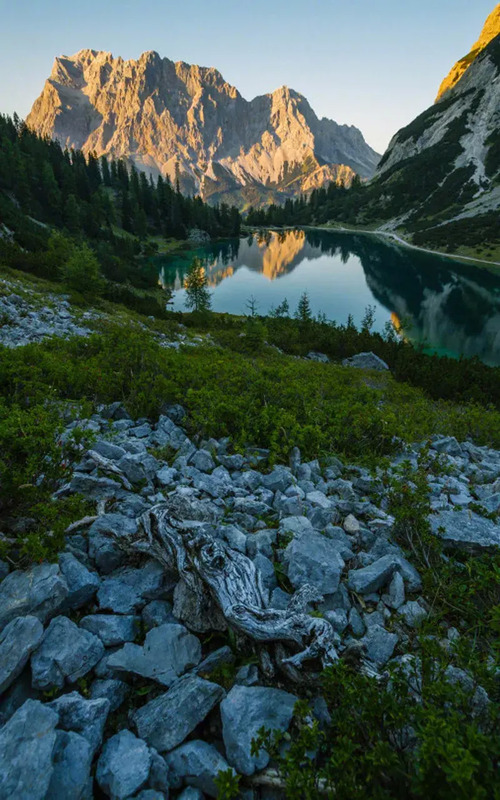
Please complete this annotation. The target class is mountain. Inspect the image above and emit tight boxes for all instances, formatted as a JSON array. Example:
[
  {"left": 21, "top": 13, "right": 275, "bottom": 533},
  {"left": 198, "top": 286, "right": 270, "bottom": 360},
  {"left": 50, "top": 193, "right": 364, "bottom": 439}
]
[
  {"left": 26, "top": 49, "right": 380, "bottom": 208},
  {"left": 364, "top": 12, "right": 500, "bottom": 249},
  {"left": 436, "top": 3, "right": 500, "bottom": 101}
]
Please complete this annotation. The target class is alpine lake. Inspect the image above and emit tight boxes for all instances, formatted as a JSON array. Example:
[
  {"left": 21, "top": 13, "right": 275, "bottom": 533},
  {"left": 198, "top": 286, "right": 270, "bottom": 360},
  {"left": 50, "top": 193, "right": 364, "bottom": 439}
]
[{"left": 153, "top": 228, "right": 500, "bottom": 366}]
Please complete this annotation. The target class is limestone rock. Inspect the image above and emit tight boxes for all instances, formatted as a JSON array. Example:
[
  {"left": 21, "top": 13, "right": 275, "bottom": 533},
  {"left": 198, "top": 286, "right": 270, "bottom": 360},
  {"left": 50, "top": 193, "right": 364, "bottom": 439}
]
[
  {"left": 48, "top": 691, "right": 110, "bottom": 755},
  {"left": 26, "top": 49, "right": 380, "bottom": 209},
  {"left": 0, "top": 616, "right": 44, "bottom": 693},
  {"left": 166, "top": 739, "right": 233, "bottom": 797},
  {"left": 342, "top": 352, "right": 389, "bottom": 371},
  {"left": 220, "top": 685, "right": 297, "bottom": 776},
  {"left": 31, "top": 616, "right": 104, "bottom": 690},
  {"left": 47, "top": 730, "right": 93, "bottom": 800},
  {"left": 0, "top": 699, "right": 59, "bottom": 800},
  {"left": 107, "top": 622, "right": 202, "bottom": 686},
  {"left": 284, "top": 530, "right": 344, "bottom": 594},
  {"left": 96, "top": 730, "right": 151, "bottom": 800},
  {"left": 0, "top": 563, "right": 68, "bottom": 631},
  {"left": 132, "top": 675, "right": 225, "bottom": 753},
  {"left": 431, "top": 508, "right": 500, "bottom": 551}
]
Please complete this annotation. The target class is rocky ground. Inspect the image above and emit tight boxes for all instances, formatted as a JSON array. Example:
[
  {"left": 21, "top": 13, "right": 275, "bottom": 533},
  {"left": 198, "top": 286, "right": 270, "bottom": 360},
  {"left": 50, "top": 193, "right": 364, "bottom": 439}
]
[
  {"left": 0, "top": 277, "right": 212, "bottom": 351},
  {"left": 0, "top": 391, "right": 499, "bottom": 799}
]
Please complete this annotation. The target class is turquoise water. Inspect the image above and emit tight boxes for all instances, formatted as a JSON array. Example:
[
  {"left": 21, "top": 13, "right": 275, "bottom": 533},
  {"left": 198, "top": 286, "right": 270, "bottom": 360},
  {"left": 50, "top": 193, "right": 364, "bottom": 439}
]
[{"left": 154, "top": 229, "right": 500, "bottom": 365}]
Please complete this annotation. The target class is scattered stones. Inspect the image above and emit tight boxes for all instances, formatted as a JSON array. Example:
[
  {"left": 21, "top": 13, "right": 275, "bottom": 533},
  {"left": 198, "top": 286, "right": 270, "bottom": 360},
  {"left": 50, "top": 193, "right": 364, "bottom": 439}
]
[
  {"left": 108, "top": 623, "right": 202, "bottom": 686},
  {"left": 0, "top": 563, "right": 68, "bottom": 631},
  {"left": 48, "top": 692, "right": 110, "bottom": 755},
  {"left": 284, "top": 530, "right": 344, "bottom": 594},
  {"left": 0, "top": 616, "right": 44, "bottom": 693},
  {"left": 431, "top": 509, "right": 500, "bottom": 551},
  {"left": 166, "top": 739, "right": 234, "bottom": 797},
  {"left": 0, "top": 699, "right": 59, "bottom": 800},
  {"left": 97, "top": 730, "right": 152, "bottom": 800},
  {"left": 342, "top": 352, "right": 389, "bottom": 371},
  {"left": 132, "top": 675, "right": 225, "bottom": 753},
  {"left": 31, "top": 616, "right": 104, "bottom": 690},
  {"left": 80, "top": 614, "right": 139, "bottom": 646},
  {"left": 221, "top": 685, "right": 297, "bottom": 775}
]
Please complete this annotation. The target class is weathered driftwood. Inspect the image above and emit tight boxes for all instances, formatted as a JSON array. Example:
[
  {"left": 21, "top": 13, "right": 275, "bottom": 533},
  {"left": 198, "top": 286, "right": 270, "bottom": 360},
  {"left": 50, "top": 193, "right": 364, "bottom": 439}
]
[{"left": 109, "top": 500, "right": 339, "bottom": 674}]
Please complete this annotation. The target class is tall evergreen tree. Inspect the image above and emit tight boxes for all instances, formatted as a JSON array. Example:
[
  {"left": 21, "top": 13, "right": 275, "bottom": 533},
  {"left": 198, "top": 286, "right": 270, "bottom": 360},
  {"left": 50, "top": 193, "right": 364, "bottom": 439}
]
[{"left": 184, "top": 257, "right": 212, "bottom": 312}]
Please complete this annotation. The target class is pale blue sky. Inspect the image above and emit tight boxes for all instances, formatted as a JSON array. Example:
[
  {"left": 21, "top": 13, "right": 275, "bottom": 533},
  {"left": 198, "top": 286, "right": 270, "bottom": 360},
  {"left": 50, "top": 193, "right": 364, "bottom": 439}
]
[{"left": 0, "top": 0, "right": 495, "bottom": 153}]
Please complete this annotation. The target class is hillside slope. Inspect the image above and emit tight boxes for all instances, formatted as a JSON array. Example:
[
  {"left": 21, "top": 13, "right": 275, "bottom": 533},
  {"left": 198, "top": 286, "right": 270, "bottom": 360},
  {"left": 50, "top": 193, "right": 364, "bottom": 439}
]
[{"left": 365, "top": 29, "right": 500, "bottom": 247}]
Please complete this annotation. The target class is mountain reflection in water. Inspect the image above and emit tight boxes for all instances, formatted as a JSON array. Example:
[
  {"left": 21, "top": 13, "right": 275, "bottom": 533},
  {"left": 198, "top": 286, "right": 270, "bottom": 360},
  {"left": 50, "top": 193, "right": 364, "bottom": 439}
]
[{"left": 155, "top": 229, "right": 500, "bottom": 365}]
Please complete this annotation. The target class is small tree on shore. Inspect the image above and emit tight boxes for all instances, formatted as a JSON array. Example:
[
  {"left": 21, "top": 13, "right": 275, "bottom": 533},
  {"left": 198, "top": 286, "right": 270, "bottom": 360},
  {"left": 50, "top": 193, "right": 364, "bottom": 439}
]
[
  {"left": 184, "top": 257, "right": 212, "bottom": 312},
  {"left": 295, "top": 292, "right": 312, "bottom": 323}
]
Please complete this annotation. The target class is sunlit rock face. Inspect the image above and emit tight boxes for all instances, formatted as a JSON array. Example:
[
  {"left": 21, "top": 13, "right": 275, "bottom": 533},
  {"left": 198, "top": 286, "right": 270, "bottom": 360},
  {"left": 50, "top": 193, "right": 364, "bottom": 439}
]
[
  {"left": 26, "top": 49, "right": 379, "bottom": 208},
  {"left": 372, "top": 10, "right": 500, "bottom": 231},
  {"left": 436, "top": 3, "right": 500, "bottom": 101}
]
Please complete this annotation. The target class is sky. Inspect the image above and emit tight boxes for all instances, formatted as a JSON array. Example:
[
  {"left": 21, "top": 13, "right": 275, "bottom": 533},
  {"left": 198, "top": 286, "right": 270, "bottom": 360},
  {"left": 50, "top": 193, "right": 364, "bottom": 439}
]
[{"left": 0, "top": 0, "right": 495, "bottom": 154}]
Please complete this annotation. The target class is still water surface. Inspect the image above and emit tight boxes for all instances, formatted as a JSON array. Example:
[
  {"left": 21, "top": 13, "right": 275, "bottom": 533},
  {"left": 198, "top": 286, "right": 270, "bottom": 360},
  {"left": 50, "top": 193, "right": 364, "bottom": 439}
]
[{"left": 155, "top": 229, "right": 500, "bottom": 365}]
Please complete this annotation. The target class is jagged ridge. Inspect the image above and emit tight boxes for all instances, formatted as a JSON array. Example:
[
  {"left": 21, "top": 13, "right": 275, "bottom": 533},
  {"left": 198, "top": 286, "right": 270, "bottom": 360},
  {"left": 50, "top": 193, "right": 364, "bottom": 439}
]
[{"left": 26, "top": 49, "right": 380, "bottom": 208}]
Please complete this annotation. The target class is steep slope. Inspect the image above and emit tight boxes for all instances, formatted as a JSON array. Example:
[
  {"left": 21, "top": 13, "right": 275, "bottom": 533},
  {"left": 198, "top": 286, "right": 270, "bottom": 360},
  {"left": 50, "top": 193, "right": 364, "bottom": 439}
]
[
  {"left": 436, "top": 3, "right": 500, "bottom": 101},
  {"left": 26, "top": 49, "right": 379, "bottom": 208},
  {"left": 365, "top": 27, "right": 500, "bottom": 247}
]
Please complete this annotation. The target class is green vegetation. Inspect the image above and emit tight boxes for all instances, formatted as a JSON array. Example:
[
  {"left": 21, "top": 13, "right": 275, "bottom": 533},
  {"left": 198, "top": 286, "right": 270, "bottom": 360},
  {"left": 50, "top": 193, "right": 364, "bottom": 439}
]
[
  {"left": 249, "top": 453, "right": 500, "bottom": 799},
  {"left": 0, "top": 113, "right": 241, "bottom": 317},
  {"left": 2, "top": 280, "right": 500, "bottom": 564},
  {"left": 184, "top": 257, "right": 212, "bottom": 312}
]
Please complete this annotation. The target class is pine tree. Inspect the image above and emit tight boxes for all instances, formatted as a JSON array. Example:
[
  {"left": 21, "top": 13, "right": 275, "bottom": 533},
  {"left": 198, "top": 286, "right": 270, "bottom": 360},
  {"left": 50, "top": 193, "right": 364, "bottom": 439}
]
[
  {"left": 295, "top": 292, "right": 312, "bottom": 323},
  {"left": 184, "top": 257, "right": 212, "bottom": 312}
]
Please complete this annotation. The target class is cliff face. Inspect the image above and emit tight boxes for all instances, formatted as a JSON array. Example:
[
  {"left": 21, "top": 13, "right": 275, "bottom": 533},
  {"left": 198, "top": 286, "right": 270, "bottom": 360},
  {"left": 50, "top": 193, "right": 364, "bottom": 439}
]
[
  {"left": 436, "top": 3, "right": 500, "bottom": 101},
  {"left": 371, "top": 21, "right": 500, "bottom": 234},
  {"left": 27, "top": 49, "right": 380, "bottom": 207}
]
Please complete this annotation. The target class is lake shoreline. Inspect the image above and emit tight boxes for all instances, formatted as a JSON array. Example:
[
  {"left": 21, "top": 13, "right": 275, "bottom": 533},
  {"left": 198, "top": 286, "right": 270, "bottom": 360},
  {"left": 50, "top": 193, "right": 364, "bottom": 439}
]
[{"left": 300, "top": 225, "right": 500, "bottom": 271}]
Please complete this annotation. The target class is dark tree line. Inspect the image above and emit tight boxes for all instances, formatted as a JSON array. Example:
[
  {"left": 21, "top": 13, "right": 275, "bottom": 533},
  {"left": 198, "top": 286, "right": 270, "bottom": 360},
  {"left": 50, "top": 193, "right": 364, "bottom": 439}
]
[
  {"left": 246, "top": 175, "right": 365, "bottom": 228},
  {"left": 0, "top": 113, "right": 241, "bottom": 243}
]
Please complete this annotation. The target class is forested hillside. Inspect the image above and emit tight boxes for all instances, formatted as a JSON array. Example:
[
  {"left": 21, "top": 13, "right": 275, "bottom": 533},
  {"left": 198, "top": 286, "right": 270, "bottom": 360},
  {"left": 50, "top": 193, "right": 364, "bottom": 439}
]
[{"left": 0, "top": 113, "right": 241, "bottom": 311}]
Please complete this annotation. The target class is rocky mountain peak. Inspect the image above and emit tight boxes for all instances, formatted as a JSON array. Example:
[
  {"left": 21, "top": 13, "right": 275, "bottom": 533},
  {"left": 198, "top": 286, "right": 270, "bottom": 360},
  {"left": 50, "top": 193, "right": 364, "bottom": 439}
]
[
  {"left": 436, "top": 3, "right": 500, "bottom": 101},
  {"left": 26, "top": 49, "right": 379, "bottom": 207}
]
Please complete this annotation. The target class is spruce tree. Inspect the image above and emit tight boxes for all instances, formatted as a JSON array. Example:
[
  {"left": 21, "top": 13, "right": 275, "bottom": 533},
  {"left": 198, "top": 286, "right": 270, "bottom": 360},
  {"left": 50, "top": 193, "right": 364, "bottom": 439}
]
[
  {"left": 295, "top": 292, "right": 312, "bottom": 323},
  {"left": 184, "top": 257, "right": 212, "bottom": 312}
]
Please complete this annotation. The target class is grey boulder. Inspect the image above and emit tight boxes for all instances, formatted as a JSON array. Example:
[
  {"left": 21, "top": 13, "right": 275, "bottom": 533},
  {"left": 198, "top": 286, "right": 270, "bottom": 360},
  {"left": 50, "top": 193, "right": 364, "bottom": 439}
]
[
  {"left": 48, "top": 691, "right": 110, "bottom": 755},
  {"left": 0, "top": 699, "right": 59, "bottom": 800},
  {"left": 342, "top": 352, "right": 389, "bottom": 371},
  {"left": 221, "top": 685, "right": 297, "bottom": 776},
  {"left": 87, "top": 514, "right": 139, "bottom": 574},
  {"left": 0, "top": 563, "right": 68, "bottom": 631},
  {"left": 166, "top": 739, "right": 234, "bottom": 797},
  {"left": 132, "top": 675, "right": 225, "bottom": 753},
  {"left": 97, "top": 730, "right": 152, "bottom": 800},
  {"left": 108, "top": 623, "right": 201, "bottom": 686},
  {"left": 284, "top": 531, "right": 344, "bottom": 594},
  {"left": 80, "top": 614, "right": 139, "bottom": 646},
  {"left": 347, "top": 555, "right": 399, "bottom": 595},
  {"left": 59, "top": 553, "right": 100, "bottom": 609},
  {"left": 361, "top": 624, "right": 398, "bottom": 666},
  {"left": 31, "top": 617, "right": 104, "bottom": 690},
  {"left": 0, "top": 616, "right": 43, "bottom": 693},
  {"left": 431, "top": 509, "right": 500, "bottom": 551},
  {"left": 90, "top": 678, "right": 129, "bottom": 712},
  {"left": 47, "top": 730, "right": 93, "bottom": 800}
]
